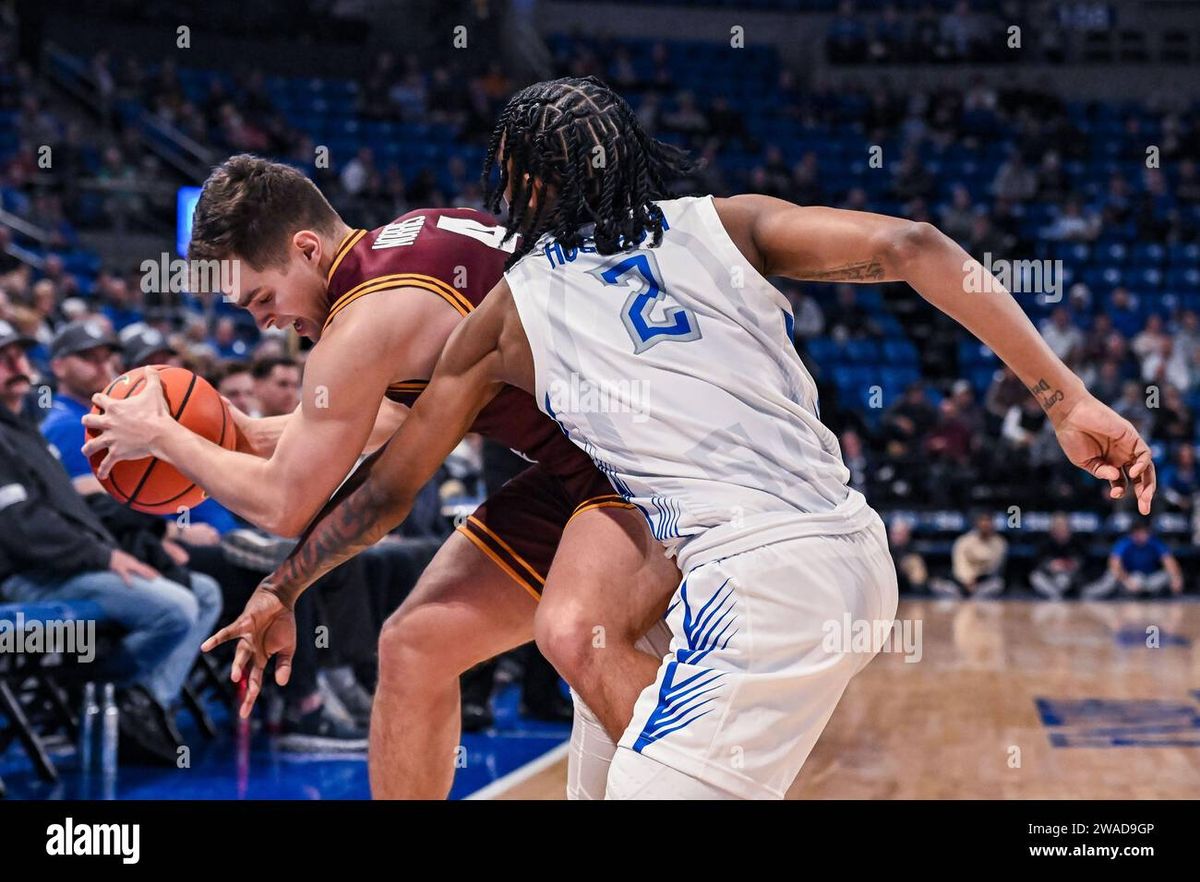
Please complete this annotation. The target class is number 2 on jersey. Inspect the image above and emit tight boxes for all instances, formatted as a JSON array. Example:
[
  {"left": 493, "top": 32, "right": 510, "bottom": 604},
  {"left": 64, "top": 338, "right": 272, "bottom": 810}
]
[{"left": 594, "top": 251, "right": 701, "bottom": 354}]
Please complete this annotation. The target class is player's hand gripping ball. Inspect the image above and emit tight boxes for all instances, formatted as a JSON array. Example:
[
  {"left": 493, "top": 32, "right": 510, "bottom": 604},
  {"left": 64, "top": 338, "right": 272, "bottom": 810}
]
[{"left": 85, "top": 366, "right": 236, "bottom": 514}]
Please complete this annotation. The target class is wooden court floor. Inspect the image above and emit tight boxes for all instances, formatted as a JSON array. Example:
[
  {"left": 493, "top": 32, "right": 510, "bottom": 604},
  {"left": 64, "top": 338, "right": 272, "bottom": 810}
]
[{"left": 488, "top": 599, "right": 1200, "bottom": 799}]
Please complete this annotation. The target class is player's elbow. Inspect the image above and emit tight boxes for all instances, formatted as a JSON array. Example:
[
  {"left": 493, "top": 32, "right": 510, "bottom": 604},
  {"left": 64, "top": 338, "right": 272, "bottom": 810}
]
[
  {"left": 265, "top": 494, "right": 321, "bottom": 539},
  {"left": 882, "top": 220, "right": 942, "bottom": 275},
  {"left": 269, "top": 513, "right": 308, "bottom": 540}
]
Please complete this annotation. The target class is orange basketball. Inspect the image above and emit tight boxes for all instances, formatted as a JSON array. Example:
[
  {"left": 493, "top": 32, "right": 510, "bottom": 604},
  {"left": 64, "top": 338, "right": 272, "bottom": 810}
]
[{"left": 87, "top": 366, "right": 236, "bottom": 515}]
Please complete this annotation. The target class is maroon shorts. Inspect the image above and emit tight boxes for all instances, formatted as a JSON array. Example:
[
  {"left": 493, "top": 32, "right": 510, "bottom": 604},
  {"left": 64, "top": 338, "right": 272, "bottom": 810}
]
[{"left": 457, "top": 464, "right": 634, "bottom": 600}]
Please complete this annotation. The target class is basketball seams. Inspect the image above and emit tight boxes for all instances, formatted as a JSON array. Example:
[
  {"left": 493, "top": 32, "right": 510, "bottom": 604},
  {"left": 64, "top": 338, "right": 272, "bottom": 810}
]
[{"left": 127, "top": 371, "right": 198, "bottom": 508}]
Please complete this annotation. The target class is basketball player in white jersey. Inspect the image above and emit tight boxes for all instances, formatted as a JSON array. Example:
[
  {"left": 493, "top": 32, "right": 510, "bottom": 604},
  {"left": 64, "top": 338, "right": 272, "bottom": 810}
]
[{"left": 206, "top": 77, "right": 1156, "bottom": 799}]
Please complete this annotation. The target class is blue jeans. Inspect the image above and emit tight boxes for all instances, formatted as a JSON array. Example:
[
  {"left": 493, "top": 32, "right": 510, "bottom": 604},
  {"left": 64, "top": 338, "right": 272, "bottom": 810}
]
[{"left": 2, "top": 569, "right": 222, "bottom": 706}]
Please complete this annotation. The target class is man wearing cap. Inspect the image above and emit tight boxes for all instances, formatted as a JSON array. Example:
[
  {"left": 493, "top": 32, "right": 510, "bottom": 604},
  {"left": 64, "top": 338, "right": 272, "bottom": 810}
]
[
  {"left": 0, "top": 320, "right": 219, "bottom": 763},
  {"left": 40, "top": 319, "right": 124, "bottom": 489},
  {"left": 122, "top": 326, "right": 179, "bottom": 368}
]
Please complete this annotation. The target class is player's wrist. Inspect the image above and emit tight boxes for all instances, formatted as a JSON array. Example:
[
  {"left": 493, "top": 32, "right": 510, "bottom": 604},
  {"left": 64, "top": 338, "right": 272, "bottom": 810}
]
[{"left": 1037, "top": 375, "right": 1089, "bottom": 429}]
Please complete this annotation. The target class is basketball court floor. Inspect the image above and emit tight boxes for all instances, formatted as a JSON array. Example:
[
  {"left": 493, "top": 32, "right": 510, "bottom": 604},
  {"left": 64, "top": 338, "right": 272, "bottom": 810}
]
[
  {"left": 484, "top": 599, "right": 1200, "bottom": 800},
  {"left": 3, "top": 599, "right": 1196, "bottom": 799}
]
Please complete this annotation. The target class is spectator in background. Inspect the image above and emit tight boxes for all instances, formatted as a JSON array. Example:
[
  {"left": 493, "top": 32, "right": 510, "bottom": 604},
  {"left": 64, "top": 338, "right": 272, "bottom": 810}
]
[
  {"left": 1085, "top": 520, "right": 1185, "bottom": 598},
  {"left": 881, "top": 381, "right": 937, "bottom": 459},
  {"left": 965, "top": 213, "right": 1012, "bottom": 259},
  {"left": 1107, "top": 287, "right": 1142, "bottom": 339},
  {"left": 340, "top": 147, "right": 376, "bottom": 197},
  {"left": 1175, "top": 309, "right": 1200, "bottom": 365},
  {"left": 1153, "top": 385, "right": 1193, "bottom": 444},
  {"left": 1142, "top": 336, "right": 1191, "bottom": 394},
  {"left": 1000, "top": 395, "right": 1050, "bottom": 464},
  {"left": 0, "top": 321, "right": 219, "bottom": 764},
  {"left": 1036, "top": 150, "right": 1070, "bottom": 202},
  {"left": 924, "top": 397, "right": 974, "bottom": 506},
  {"left": 214, "top": 360, "right": 259, "bottom": 417},
  {"left": 121, "top": 326, "right": 178, "bottom": 368},
  {"left": 1086, "top": 359, "right": 1124, "bottom": 404},
  {"left": 948, "top": 378, "right": 984, "bottom": 439},
  {"left": 992, "top": 148, "right": 1037, "bottom": 202},
  {"left": 984, "top": 365, "right": 1027, "bottom": 428},
  {"left": 252, "top": 356, "right": 301, "bottom": 417},
  {"left": 39, "top": 320, "right": 122, "bottom": 479},
  {"left": 1040, "top": 306, "right": 1084, "bottom": 364},
  {"left": 1131, "top": 313, "right": 1168, "bottom": 363},
  {"left": 211, "top": 316, "right": 249, "bottom": 359},
  {"left": 939, "top": 183, "right": 976, "bottom": 243},
  {"left": 97, "top": 274, "right": 143, "bottom": 331},
  {"left": 932, "top": 511, "right": 1007, "bottom": 599},
  {"left": 1029, "top": 513, "right": 1087, "bottom": 599},
  {"left": 1113, "top": 379, "right": 1155, "bottom": 442},
  {"left": 826, "top": 285, "right": 880, "bottom": 340},
  {"left": 891, "top": 147, "right": 935, "bottom": 203},
  {"left": 1160, "top": 444, "right": 1198, "bottom": 514},
  {"left": 888, "top": 517, "right": 928, "bottom": 594},
  {"left": 1043, "top": 196, "right": 1100, "bottom": 242}
]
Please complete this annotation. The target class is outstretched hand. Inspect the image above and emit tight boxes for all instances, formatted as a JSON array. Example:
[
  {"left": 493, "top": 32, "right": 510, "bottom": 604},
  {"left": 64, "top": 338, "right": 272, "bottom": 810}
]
[
  {"left": 201, "top": 585, "right": 297, "bottom": 719},
  {"left": 1052, "top": 395, "right": 1156, "bottom": 514}
]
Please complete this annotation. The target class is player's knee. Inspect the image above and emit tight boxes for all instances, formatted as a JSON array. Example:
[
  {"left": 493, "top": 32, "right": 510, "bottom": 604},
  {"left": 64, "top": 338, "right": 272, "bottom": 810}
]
[
  {"left": 377, "top": 608, "right": 445, "bottom": 680},
  {"left": 534, "top": 601, "right": 604, "bottom": 682}
]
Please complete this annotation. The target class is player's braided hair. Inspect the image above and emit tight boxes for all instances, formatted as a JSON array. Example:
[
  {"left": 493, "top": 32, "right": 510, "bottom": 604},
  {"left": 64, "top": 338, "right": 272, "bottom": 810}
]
[{"left": 483, "top": 76, "right": 698, "bottom": 267}]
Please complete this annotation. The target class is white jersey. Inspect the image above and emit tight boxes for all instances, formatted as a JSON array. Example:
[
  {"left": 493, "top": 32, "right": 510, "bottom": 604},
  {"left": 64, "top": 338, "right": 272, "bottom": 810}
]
[{"left": 506, "top": 195, "right": 875, "bottom": 570}]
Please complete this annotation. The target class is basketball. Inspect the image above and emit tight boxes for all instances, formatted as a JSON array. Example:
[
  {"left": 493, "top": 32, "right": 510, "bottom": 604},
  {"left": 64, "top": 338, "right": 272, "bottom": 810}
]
[{"left": 86, "top": 366, "right": 235, "bottom": 515}]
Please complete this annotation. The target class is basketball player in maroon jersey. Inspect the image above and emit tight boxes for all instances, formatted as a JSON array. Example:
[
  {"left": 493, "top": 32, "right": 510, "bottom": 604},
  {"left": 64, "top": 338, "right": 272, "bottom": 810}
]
[{"left": 82, "top": 154, "right": 678, "bottom": 798}]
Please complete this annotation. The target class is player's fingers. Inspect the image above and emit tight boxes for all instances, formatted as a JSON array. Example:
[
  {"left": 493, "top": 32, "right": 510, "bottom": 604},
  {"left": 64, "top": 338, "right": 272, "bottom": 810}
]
[
  {"left": 90, "top": 391, "right": 114, "bottom": 411},
  {"left": 240, "top": 661, "right": 264, "bottom": 718},
  {"left": 275, "top": 652, "right": 293, "bottom": 687},
  {"left": 230, "top": 638, "right": 253, "bottom": 682},
  {"left": 1127, "top": 445, "right": 1152, "bottom": 479},
  {"left": 143, "top": 366, "right": 167, "bottom": 398},
  {"left": 80, "top": 412, "right": 108, "bottom": 431},
  {"left": 1134, "top": 460, "right": 1157, "bottom": 515},
  {"left": 79, "top": 431, "right": 110, "bottom": 457},
  {"left": 201, "top": 621, "right": 242, "bottom": 653},
  {"left": 1090, "top": 461, "right": 1121, "bottom": 482},
  {"left": 96, "top": 451, "right": 116, "bottom": 480}
]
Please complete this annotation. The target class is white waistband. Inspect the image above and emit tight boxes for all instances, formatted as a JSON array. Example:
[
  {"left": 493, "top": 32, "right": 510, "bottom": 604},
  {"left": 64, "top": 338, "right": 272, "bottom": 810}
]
[{"left": 674, "top": 488, "right": 879, "bottom": 573}]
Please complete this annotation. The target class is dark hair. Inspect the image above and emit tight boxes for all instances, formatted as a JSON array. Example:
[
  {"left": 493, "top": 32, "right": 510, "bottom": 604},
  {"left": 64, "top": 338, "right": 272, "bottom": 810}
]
[
  {"left": 190, "top": 154, "right": 340, "bottom": 270},
  {"left": 251, "top": 356, "right": 299, "bottom": 381},
  {"left": 211, "top": 360, "right": 251, "bottom": 386},
  {"left": 482, "top": 76, "right": 698, "bottom": 267}
]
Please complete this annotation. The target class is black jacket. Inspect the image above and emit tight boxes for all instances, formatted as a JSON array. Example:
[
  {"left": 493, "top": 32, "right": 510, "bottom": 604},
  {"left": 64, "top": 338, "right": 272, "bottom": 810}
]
[{"left": 0, "top": 402, "right": 116, "bottom": 582}]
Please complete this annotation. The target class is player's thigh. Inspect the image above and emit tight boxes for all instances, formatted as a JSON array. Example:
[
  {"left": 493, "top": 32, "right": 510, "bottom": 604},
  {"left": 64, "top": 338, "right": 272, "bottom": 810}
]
[
  {"left": 379, "top": 530, "right": 537, "bottom": 676},
  {"left": 539, "top": 504, "right": 679, "bottom": 643}
]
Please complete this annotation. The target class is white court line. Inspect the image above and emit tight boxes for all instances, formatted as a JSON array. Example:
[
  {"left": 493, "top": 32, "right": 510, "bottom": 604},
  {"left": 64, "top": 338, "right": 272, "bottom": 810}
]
[{"left": 464, "top": 742, "right": 570, "bottom": 800}]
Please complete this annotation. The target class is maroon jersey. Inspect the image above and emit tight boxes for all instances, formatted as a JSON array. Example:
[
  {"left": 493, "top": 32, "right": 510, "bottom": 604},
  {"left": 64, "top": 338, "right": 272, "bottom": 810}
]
[{"left": 323, "top": 207, "right": 601, "bottom": 487}]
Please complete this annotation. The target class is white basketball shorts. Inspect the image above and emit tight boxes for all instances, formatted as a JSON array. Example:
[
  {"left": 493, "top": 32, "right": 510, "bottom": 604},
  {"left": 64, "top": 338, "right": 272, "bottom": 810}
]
[{"left": 607, "top": 513, "right": 898, "bottom": 799}]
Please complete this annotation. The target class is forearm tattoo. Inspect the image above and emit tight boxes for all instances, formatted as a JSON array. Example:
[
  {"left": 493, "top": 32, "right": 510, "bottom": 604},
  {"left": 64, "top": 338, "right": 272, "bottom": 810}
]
[
  {"left": 267, "top": 448, "right": 403, "bottom": 605},
  {"left": 1028, "top": 378, "right": 1064, "bottom": 412}
]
